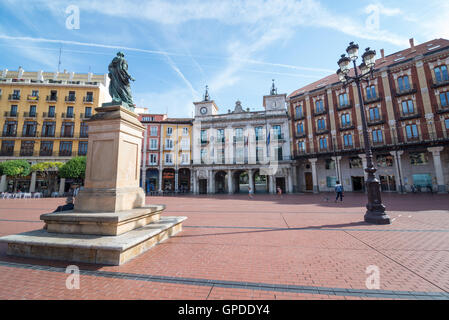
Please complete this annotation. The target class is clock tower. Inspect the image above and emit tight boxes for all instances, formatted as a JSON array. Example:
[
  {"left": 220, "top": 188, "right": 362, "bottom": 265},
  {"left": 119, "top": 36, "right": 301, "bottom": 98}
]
[
  {"left": 194, "top": 85, "right": 218, "bottom": 117},
  {"left": 263, "top": 79, "right": 287, "bottom": 111}
]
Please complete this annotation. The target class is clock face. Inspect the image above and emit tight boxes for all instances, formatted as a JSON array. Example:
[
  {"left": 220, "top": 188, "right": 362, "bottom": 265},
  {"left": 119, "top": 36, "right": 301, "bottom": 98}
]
[{"left": 200, "top": 107, "right": 208, "bottom": 115}]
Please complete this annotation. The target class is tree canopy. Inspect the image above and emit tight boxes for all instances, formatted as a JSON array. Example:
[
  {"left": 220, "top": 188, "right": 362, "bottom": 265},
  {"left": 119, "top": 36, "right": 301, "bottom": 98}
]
[
  {"left": 0, "top": 160, "right": 31, "bottom": 178},
  {"left": 59, "top": 156, "right": 86, "bottom": 181},
  {"left": 31, "top": 162, "right": 64, "bottom": 173}
]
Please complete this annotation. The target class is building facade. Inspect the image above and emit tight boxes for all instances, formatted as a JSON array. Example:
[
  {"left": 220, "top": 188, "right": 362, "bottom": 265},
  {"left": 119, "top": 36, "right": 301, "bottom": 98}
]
[
  {"left": 288, "top": 38, "right": 449, "bottom": 194},
  {"left": 139, "top": 114, "right": 193, "bottom": 194},
  {"left": 0, "top": 68, "right": 110, "bottom": 194},
  {"left": 191, "top": 85, "right": 294, "bottom": 194}
]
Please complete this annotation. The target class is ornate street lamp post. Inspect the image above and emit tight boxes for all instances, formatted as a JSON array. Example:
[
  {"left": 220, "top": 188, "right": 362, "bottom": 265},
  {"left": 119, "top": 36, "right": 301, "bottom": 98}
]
[{"left": 337, "top": 42, "right": 391, "bottom": 225}]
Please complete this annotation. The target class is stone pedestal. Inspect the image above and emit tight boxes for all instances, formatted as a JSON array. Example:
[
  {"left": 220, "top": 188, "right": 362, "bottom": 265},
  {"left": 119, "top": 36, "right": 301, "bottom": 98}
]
[{"left": 0, "top": 103, "right": 187, "bottom": 265}]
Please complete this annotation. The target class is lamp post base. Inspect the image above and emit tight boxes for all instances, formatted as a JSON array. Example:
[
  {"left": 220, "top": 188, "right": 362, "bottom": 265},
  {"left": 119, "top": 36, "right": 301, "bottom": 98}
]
[{"left": 364, "top": 211, "right": 391, "bottom": 225}]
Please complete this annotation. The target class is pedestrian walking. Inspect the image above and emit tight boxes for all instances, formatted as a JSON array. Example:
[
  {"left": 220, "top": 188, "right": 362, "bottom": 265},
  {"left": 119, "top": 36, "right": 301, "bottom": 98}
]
[
  {"left": 248, "top": 186, "right": 253, "bottom": 199},
  {"left": 335, "top": 181, "right": 344, "bottom": 202},
  {"left": 276, "top": 186, "right": 283, "bottom": 199}
]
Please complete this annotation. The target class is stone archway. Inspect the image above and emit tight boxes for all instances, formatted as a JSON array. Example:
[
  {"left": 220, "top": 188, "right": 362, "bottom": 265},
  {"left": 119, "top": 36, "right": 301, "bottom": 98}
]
[
  {"left": 178, "top": 168, "right": 191, "bottom": 193},
  {"left": 234, "top": 170, "right": 249, "bottom": 194},
  {"left": 253, "top": 170, "right": 268, "bottom": 193},
  {"left": 215, "top": 171, "right": 228, "bottom": 194}
]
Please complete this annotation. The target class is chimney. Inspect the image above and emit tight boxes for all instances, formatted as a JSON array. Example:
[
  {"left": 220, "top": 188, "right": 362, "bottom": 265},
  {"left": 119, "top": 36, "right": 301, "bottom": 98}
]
[
  {"left": 380, "top": 49, "right": 385, "bottom": 59},
  {"left": 409, "top": 38, "right": 416, "bottom": 52}
]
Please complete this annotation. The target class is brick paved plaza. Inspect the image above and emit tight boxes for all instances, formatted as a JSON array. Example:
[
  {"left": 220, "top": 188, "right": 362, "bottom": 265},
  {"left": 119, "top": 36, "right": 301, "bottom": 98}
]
[{"left": 0, "top": 193, "right": 448, "bottom": 300}]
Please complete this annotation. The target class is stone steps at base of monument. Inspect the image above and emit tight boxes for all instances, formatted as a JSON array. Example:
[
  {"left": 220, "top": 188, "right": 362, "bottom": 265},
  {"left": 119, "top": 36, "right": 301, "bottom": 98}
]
[
  {"left": 0, "top": 216, "right": 187, "bottom": 266},
  {"left": 41, "top": 205, "right": 165, "bottom": 236}
]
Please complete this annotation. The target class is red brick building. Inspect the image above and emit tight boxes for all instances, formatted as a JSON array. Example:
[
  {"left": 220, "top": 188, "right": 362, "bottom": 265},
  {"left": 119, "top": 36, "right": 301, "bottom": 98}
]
[{"left": 288, "top": 38, "right": 449, "bottom": 194}]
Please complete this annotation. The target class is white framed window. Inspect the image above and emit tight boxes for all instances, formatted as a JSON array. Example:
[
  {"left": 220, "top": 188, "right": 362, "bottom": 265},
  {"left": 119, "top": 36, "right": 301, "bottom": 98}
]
[
  {"left": 165, "top": 139, "right": 173, "bottom": 150},
  {"left": 149, "top": 154, "right": 157, "bottom": 165},
  {"left": 182, "top": 127, "right": 189, "bottom": 136},
  {"left": 149, "top": 139, "right": 158, "bottom": 150},
  {"left": 181, "top": 138, "right": 190, "bottom": 150},
  {"left": 181, "top": 153, "right": 190, "bottom": 165},
  {"left": 166, "top": 127, "right": 173, "bottom": 136},
  {"left": 150, "top": 126, "right": 158, "bottom": 136},
  {"left": 165, "top": 153, "right": 173, "bottom": 164}
]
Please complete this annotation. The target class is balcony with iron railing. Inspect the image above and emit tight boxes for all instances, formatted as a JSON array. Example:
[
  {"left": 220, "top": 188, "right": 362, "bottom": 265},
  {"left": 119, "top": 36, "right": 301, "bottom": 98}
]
[
  {"left": 23, "top": 112, "right": 37, "bottom": 118},
  {"left": 0, "top": 150, "right": 81, "bottom": 158},
  {"left": 46, "top": 95, "right": 58, "bottom": 102},
  {"left": 316, "top": 128, "right": 329, "bottom": 135},
  {"left": 367, "top": 117, "right": 385, "bottom": 126},
  {"left": 27, "top": 95, "right": 39, "bottom": 102},
  {"left": 435, "top": 103, "right": 449, "bottom": 114},
  {"left": 364, "top": 94, "right": 383, "bottom": 104},
  {"left": 8, "top": 94, "right": 20, "bottom": 101},
  {"left": 313, "top": 108, "right": 327, "bottom": 117},
  {"left": 394, "top": 84, "right": 417, "bottom": 97},
  {"left": 80, "top": 113, "right": 92, "bottom": 119},
  {"left": 21, "top": 130, "right": 39, "bottom": 138},
  {"left": 339, "top": 122, "right": 355, "bottom": 131},
  {"left": 336, "top": 101, "right": 353, "bottom": 111},
  {"left": 42, "top": 112, "right": 57, "bottom": 119},
  {"left": 61, "top": 112, "right": 75, "bottom": 119},
  {"left": 1, "top": 131, "right": 17, "bottom": 137},
  {"left": 295, "top": 131, "right": 307, "bottom": 139},
  {"left": 399, "top": 112, "right": 421, "bottom": 121},
  {"left": 83, "top": 96, "right": 94, "bottom": 104},
  {"left": 431, "top": 78, "right": 449, "bottom": 89},
  {"left": 65, "top": 95, "right": 76, "bottom": 103},
  {"left": 60, "top": 131, "right": 74, "bottom": 138},
  {"left": 294, "top": 113, "right": 306, "bottom": 120},
  {"left": 4, "top": 111, "right": 18, "bottom": 118}
]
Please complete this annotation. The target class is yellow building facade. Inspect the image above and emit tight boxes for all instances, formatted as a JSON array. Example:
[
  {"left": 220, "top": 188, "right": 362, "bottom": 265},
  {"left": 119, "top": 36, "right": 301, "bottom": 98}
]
[{"left": 0, "top": 68, "right": 110, "bottom": 193}]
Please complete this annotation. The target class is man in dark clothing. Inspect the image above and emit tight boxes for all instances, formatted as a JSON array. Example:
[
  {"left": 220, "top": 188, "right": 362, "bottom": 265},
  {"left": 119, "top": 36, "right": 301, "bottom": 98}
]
[
  {"left": 53, "top": 196, "right": 75, "bottom": 213},
  {"left": 335, "top": 181, "right": 344, "bottom": 202}
]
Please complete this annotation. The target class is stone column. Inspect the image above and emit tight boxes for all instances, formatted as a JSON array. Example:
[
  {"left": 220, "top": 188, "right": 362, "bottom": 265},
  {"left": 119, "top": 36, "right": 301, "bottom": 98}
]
[
  {"left": 309, "top": 158, "right": 319, "bottom": 193},
  {"left": 247, "top": 126, "right": 256, "bottom": 164},
  {"left": 59, "top": 178, "right": 65, "bottom": 196},
  {"left": 208, "top": 170, "right": 215, "bottom": 194},
  {"left": 390, "top": 151, "right": 405, "bottom": 193},
  {"left": 0, "top": 175, "right": 7, "bottom": 192},
  {"left": 227, "top": 169, "right": 234, "bottom": 194},
  {"left": 428, "top": 147, "right": 446, "bottom": 193},
  {"left": 175, "top": 170, "right": 179, "bottom": 192},
  {"left": 292, "top": 166, "right": 298, "bottom": 193},
  {"left": 158, "top": 169, "right": 163, "bottom": 193},
  {"left": 248, "top": 169, "right": 254, "bottom": 194},
  {"left": 192, "top": 170, "right": 198, "bottom": 194},
  {"left": 331, "top": 156, "right": 342, "bottom": 183},
  {"left": 287, "top": 168, "right": 293, "bottom": 194},
  {"left": 30, "top": 171, "right": 37, "bottom": 193},
  {"left": 269, "top": 175, "right": 276, "bottom": 194}
]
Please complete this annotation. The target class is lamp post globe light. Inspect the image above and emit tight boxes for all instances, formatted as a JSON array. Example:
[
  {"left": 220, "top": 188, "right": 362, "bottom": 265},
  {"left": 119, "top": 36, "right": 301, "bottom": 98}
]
[{"left": 336, "top": 42, "right": 391, "bottom": 225}]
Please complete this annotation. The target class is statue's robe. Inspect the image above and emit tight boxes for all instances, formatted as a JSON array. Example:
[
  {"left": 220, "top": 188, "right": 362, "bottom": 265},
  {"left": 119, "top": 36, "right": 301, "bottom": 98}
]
[{"left": 108, "top": 57, "right": 134, "bottom": 108}]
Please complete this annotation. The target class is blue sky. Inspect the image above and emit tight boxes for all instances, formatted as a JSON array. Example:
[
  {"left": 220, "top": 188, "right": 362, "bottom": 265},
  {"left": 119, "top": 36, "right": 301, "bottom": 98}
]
[{"left": 1, "top": 0, "right": 448, "bottom": 117}]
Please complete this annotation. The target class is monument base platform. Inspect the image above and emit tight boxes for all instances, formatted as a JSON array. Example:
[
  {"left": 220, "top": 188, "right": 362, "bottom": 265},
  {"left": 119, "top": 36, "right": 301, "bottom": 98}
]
[
  {"left": 0, "top": 217, "right": 186, "bottom": 266},
  {"left": 41, "top": 205, "right": 165, "bottom": 236}
]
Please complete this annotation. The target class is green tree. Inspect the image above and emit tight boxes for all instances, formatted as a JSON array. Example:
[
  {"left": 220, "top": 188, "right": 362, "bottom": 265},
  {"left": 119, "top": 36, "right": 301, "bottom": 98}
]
[
  {"left": 59, "top": 156, "right": 86, "bottom": 184},
  {"left": 0, "top": 160, "right": 32, "bottom": 192},
  {"left": 31, "top": 162, "right": 64, "bottom": 195}
]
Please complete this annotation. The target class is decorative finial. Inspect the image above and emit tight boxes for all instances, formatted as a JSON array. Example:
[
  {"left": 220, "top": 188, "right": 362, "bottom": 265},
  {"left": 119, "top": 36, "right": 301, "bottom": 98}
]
[
  {"left": 204, "top": 85, "right": 210, "bottom": 101},
  {"left": 270, "top": 79, "right": 277, "bottom": 95}
]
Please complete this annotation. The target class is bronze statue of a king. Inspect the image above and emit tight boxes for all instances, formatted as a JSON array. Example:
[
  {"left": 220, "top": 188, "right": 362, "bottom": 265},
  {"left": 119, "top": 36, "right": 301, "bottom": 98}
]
[{"left": 108, "top": 52, "right": 136, "bottom": 111}]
